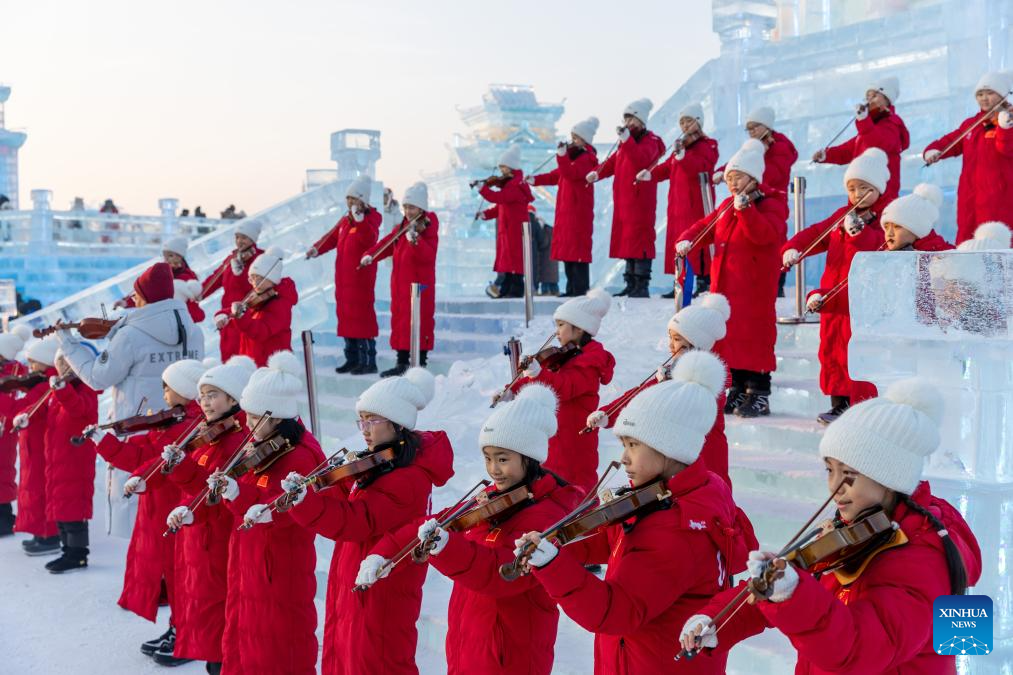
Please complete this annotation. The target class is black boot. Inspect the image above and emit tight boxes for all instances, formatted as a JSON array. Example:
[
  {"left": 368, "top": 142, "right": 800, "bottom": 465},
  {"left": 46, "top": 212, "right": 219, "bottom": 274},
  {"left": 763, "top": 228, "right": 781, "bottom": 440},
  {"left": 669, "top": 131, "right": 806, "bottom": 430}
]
[
  {"left": 206, "top": 662, "right": 223, "bottom": 675},
  {"left": 661, "top": 282, "right": 676, "bottom": 300},
  {"left": 152, "top": 643, "right": 194, "bottom": 668},
  {"left": 23, "top": 535, "right": 61, "bottom": 556},
  {"left": 141, "top": 626, "right": 176, "bottom": 657},
  {"left": 47, "top": 521, "right": 89, "bottom": 572},
  {"left": 335, "top": 338, "right": 360, "bottom": 374},
  {"left": 381, "top": 350, "right": 410, "bottom": 378},
  {"left": 0, "top": 502, "right": 13, "bottom": 537},
  {"left": 351, "top": 339, "right": 378, "bottom": 375},
  {"left": 724, "top": 370, "right": 748, "bottom": 414},
  {"left": 817, "top": 395, "right": 850, "bottom": 426},
  {"left": 613, "top": 260, "right": 634, "bottom": 297},
  {"left": 628, "top": 259, "right": 651, "bottom": 298},
  {"left": 694, "top": 274, "right": 711, "bottom": 298},
  {"left": 420, "top": 350, "right": 429, "bottom": 367},
  {"left": 503, "top": 273, "right": 525, "bottom": 298}
]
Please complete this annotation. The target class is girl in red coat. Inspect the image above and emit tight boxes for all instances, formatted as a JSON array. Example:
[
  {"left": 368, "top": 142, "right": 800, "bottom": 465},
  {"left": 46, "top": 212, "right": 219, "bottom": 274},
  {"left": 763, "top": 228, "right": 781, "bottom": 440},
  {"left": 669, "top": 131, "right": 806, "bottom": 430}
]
[
  {"left": 587, "top": 293, "right": 732, "bottom": 484},
  {"left": 307, "top": 175, "right": 381, "bottom": 374},
  {"left": 782, "top": 148, "right": 888, "bottom": 424},
  {"left": 515, "top": 351, "right": 756, "bottom": 674},
  {"left": 813, "top": 77, "right": 910, "bottom": 200},
  {"left": 40, "top": 350, "right": 98, "bottom": 573},
  {"left": 588, "top": 98, "right": 666, "bottom": 298},
  {"left": 360, "top": 181, "right": 439, "bottom": 377},
  {"left": 479, "top": 144, "right": 535, "bottom": 299},
  {"left": 881, "top": 183, "right": 954, "bottom": 252},
  {"left": 681, "top": 379, "right": 982, "bottom": 674},
  {"left": 205, "top": 222, "right": 264, "bottom": 360},
  {"left": 211, "top": 351, "right": 324, "bottom": 675},
  {"left": 506, "top": 288, "right": 616, "bottom": 494},
  {"left": 924, "top": 71, "right": 1013, "bottom": 244},
  {"left": 677, "top": 140, "right": 788, "bottom": 419},
  {"left": 283, "top": 367, "right": 454, "bottom": 675},
  {"left": 162, "top": 355, "right": 256, "bottom": 671},
  {"left": 529, "top": 117, "right": 600, "bottom": 297},
  {"left": 0, "top": 324, "right": 32, "bottom": 537},
  {"left": 360, "top": 384, "right": 581, "bottom": 674},
  {"left": 638, "top": 102, "right": 719, "bottom": 296},
  {"left": 229, "top": 246, "right": 298, "bottom": 366},
  {"left": 11, "top": 335, "right": 60, "bottom": 555}
]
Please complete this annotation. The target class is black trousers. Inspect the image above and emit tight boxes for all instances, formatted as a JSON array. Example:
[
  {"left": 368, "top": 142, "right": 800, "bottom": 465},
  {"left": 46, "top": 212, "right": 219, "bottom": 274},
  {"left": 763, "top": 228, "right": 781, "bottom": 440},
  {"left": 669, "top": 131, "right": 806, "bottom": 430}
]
[
  {"left": 563, "top": 262, "right": 590, "bottom": 296},
  {"left": 58, "top": 520, "right": 89, "bottom": 553}
]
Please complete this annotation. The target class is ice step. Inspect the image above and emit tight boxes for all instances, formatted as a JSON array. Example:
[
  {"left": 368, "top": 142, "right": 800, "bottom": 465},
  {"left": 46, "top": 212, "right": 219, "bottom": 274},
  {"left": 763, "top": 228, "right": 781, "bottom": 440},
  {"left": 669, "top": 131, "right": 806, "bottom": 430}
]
[
  {"left": 729, "top": 445, "right": 827, "bottom": 506},
  {"left": 725, "top": 414, "right": 824, "bottom": 456},
  {"left": 775, "top": 348, "right": 821, "bottom": 380},
  {"left": 769, "top": 376, "right": 832, "bottom": 418}
]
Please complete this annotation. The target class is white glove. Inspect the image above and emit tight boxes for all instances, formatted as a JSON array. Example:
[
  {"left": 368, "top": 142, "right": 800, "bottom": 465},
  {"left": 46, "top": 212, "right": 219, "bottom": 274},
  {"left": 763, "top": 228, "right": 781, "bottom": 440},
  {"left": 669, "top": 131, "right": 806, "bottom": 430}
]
[
  {"left": 556, "top": 144, "right": 566, "bottom": 157},
  {"left": 733, "top": 192, "right": 751, "bottom": 210},
  {"left": 351, "top": 208, "right": 365, "bottom": 223},
  {"left": 166, "top": 505, "right": 194, "bottom": 529},
  {"left": 513, "top": 536, "right": 558, "bottom": 568},
  {"left": 406, "top": 229, "right": 419, "bottom": 245},
  {"left": 525, "top": 175, "right": 535, "bottom": 185},
  {"left": 280, "top": 471, "right": 307, "bottom": 506},
  {"left": 923, "top": 148, "right": 942, "bottom": 164},
  {"left": 355, "top": 554, "right": 391, "bottom": 587},
  {"left": 244, "top": 504, "right": 272, "bottom": 525},
  {"left": 746, "top": 550, "right": 799, "bottom": 603},
  {"left": 12, "top": 413, "right": 28, "bottom": 430},
  {"left": 305, "top": 246, "right": 318, "bottom": 259},
  {"left": 675, "top": 240, "right": 691, "bottom": 256},
  {"left": 585, "top": 171, "right": 598, "bottom": 184},
  {"left": 617, "top": 126, "right": 631, "bottom": 142},
  {"left": 214, "top": 314, "right": 228, "bottom": 330},
  {"left": 812, "top": 149, "right": 826, "bottom": 163},
  {"left": 123, "top": 476, "right": 146, "bottom": 496},
  {"left": 161, "top": 444, "right": 184, "bottom": 467},
  {"left": 674, "top": 148, "right": 686, "bottom": 161},
  {"left": 523, "top": 359, "right": 542, "bottom": 379},
  {"left": 855, "top": 103, "right": 869, "bottom": 121},
  {"left": 230, "top": 257, "right": 244, "bottom": 276},
  {"left": 360, "top": 254, "right": 373, "bottom": 267},
  {"left": 49, "top": 375, "right": 65, "bottom": 390},
  {"left": 782, "top": 249, "right": 801, "bottom": 267},
  {"left": 712, "top": 170, "right": 724, "bottom": 185},
  {"left": 635, "top": 169, "right": 651, "bottom": 182},
  {"left": 806, "top": 293, "right": 824, "bottom": 312},
  {"left": 417, "top": 518, "right": 449, "bottom": 557},
  {"left": 655, "top": 365, "right": 672, "bottom": 383},
  {"left": 998, "top": 110, "right": 1013, "bottom": 130},
  {"left": 843, "top": 212, "right": 865, "bottom": 236},
  {"left": 680, "top": 614, "right": 718, "bottom": 650},
  {"left": 586, "top": 410, "right": 608, "bottom": 429},
  {"left": 207, "top": 474, "right": 239, "bottom": 501}
]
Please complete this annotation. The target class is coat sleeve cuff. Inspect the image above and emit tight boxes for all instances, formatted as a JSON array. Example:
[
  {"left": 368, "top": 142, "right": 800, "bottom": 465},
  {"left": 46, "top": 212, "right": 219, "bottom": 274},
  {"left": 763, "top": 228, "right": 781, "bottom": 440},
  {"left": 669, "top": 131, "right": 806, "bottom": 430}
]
[
  {"left": 757, "top": 570, "right": 833, "bottom": 634},
  {"left": 531, "top": 546, "right": 588, "bottom": 598}
]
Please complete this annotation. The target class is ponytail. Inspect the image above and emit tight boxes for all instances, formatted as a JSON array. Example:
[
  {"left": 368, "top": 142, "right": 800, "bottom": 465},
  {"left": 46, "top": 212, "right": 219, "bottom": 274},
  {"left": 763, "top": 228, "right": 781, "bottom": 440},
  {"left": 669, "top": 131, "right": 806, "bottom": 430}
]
[{"left": 901, "top": 494, "right": 968, "bottom": 595}]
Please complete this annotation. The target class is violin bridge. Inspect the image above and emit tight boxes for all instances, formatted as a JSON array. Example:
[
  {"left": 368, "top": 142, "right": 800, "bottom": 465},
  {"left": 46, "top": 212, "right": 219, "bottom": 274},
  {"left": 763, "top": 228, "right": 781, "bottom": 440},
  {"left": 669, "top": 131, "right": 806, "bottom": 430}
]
[{"left": 657, "top": 490, "right": 673, "bottom": 501}]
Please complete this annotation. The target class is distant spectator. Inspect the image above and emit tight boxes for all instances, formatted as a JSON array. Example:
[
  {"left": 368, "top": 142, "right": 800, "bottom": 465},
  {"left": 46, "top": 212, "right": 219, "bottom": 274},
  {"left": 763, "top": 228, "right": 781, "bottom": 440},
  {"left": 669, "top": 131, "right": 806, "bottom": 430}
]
[
  {"left": 221, "top": 204, "right": 240, "bottom": 220},
  {"left": 180, "top": 208, "right": 190, "bottom": 217},
  {"left": 0, "top": 195, "right": 10, "bottom": 210},
  {"left": 67, "top": 197, "right": 85, "bottom": 231},
  {"left": 194, "top": 206, "right": 206, "bottom": 218},
  {"left": 99, "top": 198, "right": 120, "bottom": 243}
]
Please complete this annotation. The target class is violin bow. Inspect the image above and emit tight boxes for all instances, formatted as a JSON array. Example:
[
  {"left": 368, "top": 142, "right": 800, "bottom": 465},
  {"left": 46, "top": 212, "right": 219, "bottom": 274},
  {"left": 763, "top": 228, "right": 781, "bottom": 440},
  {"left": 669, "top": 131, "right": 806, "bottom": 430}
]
[
  {"left": 924, "top": 89, "right": 1012, "bottom": 167},
  {"left": 808, "top": 241, "right": 888, "bottom": 313},
  {"left": 634, "top": 131, "right": 689, "bottom": 185},
  {"left": 490, "top": 332, "right": 558, "bottom": 408},
  {"left": 580, "top": 354, "right": 678, "bottom": 434},
  {"left": 678, "top": 178, "right": 758, "bottom": 261},
  {"left": 358, "top": 212, "right": 425, "bottom": 268},
  {"left": 590, "top": 137, "right": 621, "bottom": 175},
  {"left": 218, "top": 257, "right": 283, "bottom": 329},
  {"left": 783, "top": 191, "right": 875, "bottom": 272},
  {"left": 237, "top": 447, "right": 352, "bottom": 529}
]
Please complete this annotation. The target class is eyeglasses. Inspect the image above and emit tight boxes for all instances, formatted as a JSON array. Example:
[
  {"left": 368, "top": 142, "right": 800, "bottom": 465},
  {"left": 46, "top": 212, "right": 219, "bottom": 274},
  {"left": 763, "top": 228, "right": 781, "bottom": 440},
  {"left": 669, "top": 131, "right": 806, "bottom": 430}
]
[{"left": 356, "top": 418, "right": 388, "bottom": 431}]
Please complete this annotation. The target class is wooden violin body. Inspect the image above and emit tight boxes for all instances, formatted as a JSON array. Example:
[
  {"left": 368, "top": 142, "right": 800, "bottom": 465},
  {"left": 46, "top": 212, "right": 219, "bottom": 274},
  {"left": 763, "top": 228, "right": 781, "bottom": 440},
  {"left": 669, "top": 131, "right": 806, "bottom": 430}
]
[
  {"left": 519, "top": 343, "right": 581, "bottom": 373},
  {"left": 310, "top": 447, "right": 397, "bottom": 490},
  {"left": 786, "top": 509, "right": 894, "bottom": 575},
  {"left": 33, "top": 317, "right": 117, "bottom": 340},
  {"left": 0, "top": 371, "right": 47, "bottom": 393},
  {"left": 229, "top": 435, "right": 292, "bottom": 480},
  {"left": 469, "top": 174, "right": 511, "bottom": 189}
]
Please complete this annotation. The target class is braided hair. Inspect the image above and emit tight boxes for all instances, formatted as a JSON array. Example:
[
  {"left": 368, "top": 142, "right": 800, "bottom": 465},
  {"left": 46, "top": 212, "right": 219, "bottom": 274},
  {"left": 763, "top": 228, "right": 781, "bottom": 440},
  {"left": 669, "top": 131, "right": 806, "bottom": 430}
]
[{"left": 900, "top": 493, "right": 968, "bottom": 595}]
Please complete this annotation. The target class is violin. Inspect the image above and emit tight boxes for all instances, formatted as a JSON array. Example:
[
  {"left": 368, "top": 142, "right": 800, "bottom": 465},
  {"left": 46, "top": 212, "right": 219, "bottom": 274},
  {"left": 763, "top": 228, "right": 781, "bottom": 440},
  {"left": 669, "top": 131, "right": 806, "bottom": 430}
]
[
  {"left": 469, "top": 174, "right": 511, "bottom": 190},
  {"left": 72, "top": 404, "right": 188, "bottom": 446},
  {"left": 308, "top": 446, "right": 398, "bottom": 491},
  {"left": 239, "top": 447, "right": 352, "bottom": 527},
  {"left": 227, "top": 434, "right": 293, "bottom": 483},
  {"left": 33, "top": 317, "right": 118, "bottom": 340},
  {"left": 674, "top": 129, "right": 703, "bottom": 153},
  {"left": 0, "top": 371, "right": 48, "bottom": 393},
  {"left": 519, "top": 343, "right": 581, "bottom": 373},
  {"left": 185, "top": 414, "right": 243, "bottom": 452},
  {"left": 234, "top": 287, "right": 278, "bottom": 316}
]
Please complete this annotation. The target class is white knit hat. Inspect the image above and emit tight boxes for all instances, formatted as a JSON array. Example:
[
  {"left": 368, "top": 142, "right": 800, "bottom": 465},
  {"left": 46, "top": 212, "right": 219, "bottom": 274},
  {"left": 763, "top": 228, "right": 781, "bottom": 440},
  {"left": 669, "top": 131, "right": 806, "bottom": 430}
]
[
  {"left": 553, "top": 288, "right": 611, "bottom": 336},
  {"left": 498, "top": 145, "right": 522, "bottom": 170},
  {"left": 355, "top": 367, "right": 435, "bottom": 430},
  {"left": 613, "top": 351, "right": 725, "bottom": 464},
  {"left": 844, "top": 147, "right": 889, "bottom": 194},
  {"left": 667, "top": 292, "right": 730, "bottom": 351},
  {"left": 624, "top": 98, "right": 653, "bottom": 125},
  {"left": 199, "top": 355, "right": 257, "bottom": 402},
  {"left": 240, "top": 351, "right": 304, "bottom": 419},
  {"left": 173, "top": 278, "right": 202, "bottom": 302},
  {"left": 571, "top": 117, "right": 599, "bottom": 144},
  {"left": 746, "top": 106, "right": 775, "bottom": 129},
  {"left": 974, "top": 71, "right": 1012, "bottom": 96},
  {"left": 163, "top": 357, "right": 215, "bottom": 400},
  {"left": 249, "top": 246, "right": 284, "bottom": 284},
  {"left": 479, "top": 383, "right": 557, "bottom": 463},
  {"left": 679, "top": 102, "right": 704, "bottom": 123},
  {"left": 26, "top": 335, "right": 60, "bottom": 366},
  {"left": 820, "top": 378, "right": 943, "bottom": 494},
  {"left": 0, "top": 324, "right": 33, "bottom": 361},
  {"left": 957, "top": 221, "right": 1011, "bottom": 251},
  {"left": 162, "top": 236, "right": 189, "bottom": 258},
  {"left": 880, "top": 183, "right": 943, "bottom": 238},
  {"left": 868, "top": 76, "right": 899, "bottom": 104},
  {"left": 235, "top": 220, "right": 262, "bottom": 242},
  {"left": 724, "top": 138, "right": 766, "bottom": 182},
  {"left": 403, "top": 182, "right": 429, "bottom": 211},
  {"left": 346, "top": 175, "right": 372, "bottom": 205}
]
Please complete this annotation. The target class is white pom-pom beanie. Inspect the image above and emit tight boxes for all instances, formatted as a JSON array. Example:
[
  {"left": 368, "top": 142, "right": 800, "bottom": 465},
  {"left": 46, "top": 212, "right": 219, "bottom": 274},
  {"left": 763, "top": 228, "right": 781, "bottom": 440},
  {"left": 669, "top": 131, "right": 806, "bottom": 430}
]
[
  {"left": 249, "top": 246, "right": 284, "bottom": 284},
  {"left": 498, "top": 145, "right": 522, "bottom": 171},
  {"left": 868, "top": 76, "right": 899, "bottom": 105},
  {"left": 26, "top": 336, "right": 60, "bottom": 367},
  {"left": 199, "top": 355, "right": 257, "bottom": 402},
  {"left": 724, "top": 138, "right": 766, "bottom": 182},
  {"left": 0, "top": 324, "right": 32, "bottom": 361},
  {"left": 844, "top": 147, "right": 889, "bottom": 194},
  {"left": 624, "top": 98, "right": 654, "bottom": 125},
  {"left": 403, "top": 182, "right": 429, "bottom": 211},
  {"left": 880, "top": 183, "right": 943, "bottom": 238},
  {"left": 679, "top": 102, "right": 704, "bottom": 123},
  {"left": 162, "top": 236, "right": 189, "bottom": 258},
  {"left": 553, "top": 288, "right": 611, "bottom": 336},
  {"left": 355, "top": 367, "right": 435, "bottom": 430},
  {"left": 667, "top": 293, "right": 731, "bottom": 351},
  {"left": 241, "top": 351, "right": 304, "bottom": 419},
  {"left": 957, "top": 222, "right": 1011, "bottom": 251},
  {"left": 975, "top": 71, "right": 1012, "bottom": 97},
  {"left": 571, "top": 117, "right": 600, "bottom": 144},
  {"left": 346, "top": 175, "right": 372, "bottom": 205},
  {"left": 746, "top": 106, "right": 775, "bottom": 129},
  {"left": 236, "top": 220, "right": 262, "bottom": 242},
  {"left": 479, "top": 383, "right": 558, "bottom": 463},
  {"left": 820, "top": 378, "right": 943, "bottom": 494},
  {"left": 614, "top": 350, "right": 725, "bottom": 464},
  {"left": 163, "top": 358, "right": 212, "bottom": 401}
]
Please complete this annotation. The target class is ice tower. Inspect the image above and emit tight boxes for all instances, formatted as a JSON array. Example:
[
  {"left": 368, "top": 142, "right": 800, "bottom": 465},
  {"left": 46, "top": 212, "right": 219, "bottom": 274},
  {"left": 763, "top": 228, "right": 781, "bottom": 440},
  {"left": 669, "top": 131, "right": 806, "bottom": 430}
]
[{"left": 0, "top": 85, "right": 27, "bottom": 209}]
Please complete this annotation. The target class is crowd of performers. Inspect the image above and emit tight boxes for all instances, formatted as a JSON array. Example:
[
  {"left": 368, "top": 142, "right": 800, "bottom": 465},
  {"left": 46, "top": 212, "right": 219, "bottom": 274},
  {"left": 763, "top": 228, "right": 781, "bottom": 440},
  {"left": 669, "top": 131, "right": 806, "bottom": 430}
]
[{"left": 0, "top": 70, "right": 1011, "bottom": 674}]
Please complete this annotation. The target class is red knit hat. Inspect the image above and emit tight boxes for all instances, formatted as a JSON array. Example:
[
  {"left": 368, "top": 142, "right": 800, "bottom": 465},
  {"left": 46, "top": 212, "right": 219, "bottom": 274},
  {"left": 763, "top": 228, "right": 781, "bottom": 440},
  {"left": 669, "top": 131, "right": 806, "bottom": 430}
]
[{"left": 134, "top": 262, "right": 175, "bottom": 303}]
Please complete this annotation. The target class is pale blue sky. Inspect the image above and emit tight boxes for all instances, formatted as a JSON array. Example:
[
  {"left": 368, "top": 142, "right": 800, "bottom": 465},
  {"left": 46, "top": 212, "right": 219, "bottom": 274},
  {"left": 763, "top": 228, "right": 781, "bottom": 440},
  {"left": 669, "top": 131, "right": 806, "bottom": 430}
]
[{"left": 2, "top": 1, "right": 720, "bottom": 214}]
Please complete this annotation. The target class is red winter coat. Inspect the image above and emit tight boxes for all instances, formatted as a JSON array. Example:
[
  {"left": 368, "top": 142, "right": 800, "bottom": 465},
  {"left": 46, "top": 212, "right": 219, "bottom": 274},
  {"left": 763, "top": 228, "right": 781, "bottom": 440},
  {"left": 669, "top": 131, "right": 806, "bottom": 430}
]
[
  {"left": 784, "top": 199, "right": 886, "bottom": 401},
  {"left": 533, "top": 146, "right": 598, "bottom": 263},
  {"left": 0, "top": 359, "right": 27, "bottom": 504},
  {"left": 717, "top": 131, "right": 798, "bottom": 197},
  {"left": 234, "top": 276, "right": 298, "bottom": 366},
  {"left": 912, "top": 230, "right": 955, "bottom": 251},
  {"left": 511, "top": 340, "right": 616, "bottom": 494},
  {"left": 166, "top": 418, "right": 247, "bottom": 662},
  {"left": 824, "top": 107, "right": 910, "bottom": 200},
  {"left": 924, "top": 113, "right": 1013, "bottom": 243},
  {"left": 480, "top": 173, "right": 535, "bottom": 274},
  {"left": 14, "top": 369, "right": 58, "bottom": 537},
  {"left": 95, "top": 402, "right": 201, "bottom": 622},
  {"left": 221, "top": 431, "right": 325, "bottom": 675},
  {"left": 313, "top": 209, "right": 381, "bottom": 339},
  {"left": 44, "top": 379, "right": 98, "bottom": 522},
  {"left": 367, "top": 212, "right": 439, "bottom": 352},
  {"left": 651, "top": 137, "right": 719, "bottom": 275},
  {"left": 533, "top": 461, "right": 757, "bottom": 674},
  {"left": 290, "top": 431, "right": 455, "bottom": 675},
  {"left": 682, "top": 189, "right": 788, "bottom": 373},
  {"left": 700, "top": 481, "right": 982, "bottom": 675},
  {"left": 203, "top": 246, "right": 263, "bottom": 360},
  {"left": 599, "top": 131, "right": 667, "bottom": 260}
]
